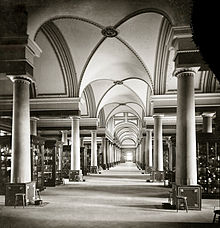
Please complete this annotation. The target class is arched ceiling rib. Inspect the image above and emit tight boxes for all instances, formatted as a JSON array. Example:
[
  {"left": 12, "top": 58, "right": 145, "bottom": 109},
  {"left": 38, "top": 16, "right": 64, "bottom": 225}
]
[
  {"left": 105, "top": 105, "right": 141, "bottom": 123},
  {"left": 79, "top": 36, "right": 152, "bottom": 96},
  {"left": 117, "top": 12, "right": 163, "bottom": 81},
  {"left": 34, "top": 29, "right": 67, "bottom": 97},
  {"left": 97, "top": 84, "right": 145, "bottom": 117}
]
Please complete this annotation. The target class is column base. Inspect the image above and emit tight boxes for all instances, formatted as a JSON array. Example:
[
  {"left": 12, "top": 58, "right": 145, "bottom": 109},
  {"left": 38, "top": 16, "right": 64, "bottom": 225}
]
[
  {"left": 145, "top": 167, "right": 153, "bottom": 174},
  {"left": 171, "top": 184, "right": 202, "bottom": 210},
  {"left": 69, "top": 170, "right": 83, "bottom": 182},
  {"left": 90, "top": 166, "right": 98, "bottom": 174},
  {"left": 151, "top": 171, "right": 164, "bottom": 182},
  {"left": 5, "top": 182, "right": 36, "bottom": 206}
]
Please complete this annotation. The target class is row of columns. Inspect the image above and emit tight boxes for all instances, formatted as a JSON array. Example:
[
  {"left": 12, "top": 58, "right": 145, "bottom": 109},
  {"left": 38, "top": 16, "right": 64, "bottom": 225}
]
[
  {"left": 10, "top": 72, "right": 215, "bottom": 184},
  {"left": 140, "top": 68, "right": 215, "bottom": 186}
]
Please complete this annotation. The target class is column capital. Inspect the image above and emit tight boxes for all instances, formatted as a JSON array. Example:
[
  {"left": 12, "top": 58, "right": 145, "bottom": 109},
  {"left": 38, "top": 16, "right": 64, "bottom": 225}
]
[
  {"left": 146, "top": 129, "right": 153, "bottom": 133},
  {"left": 69, "top": 115, "right": 80, "bottom": 120},
  {"left": 7, "top": 75, "right": 35, "bottom": 84},
  {"left": 90, "top": 130, "right": 97, "bottom": 134},
  {"left": 173, "top": 67, "right": 199, "bottom": 78},
  {"left": 61, "top": 130, "right": 69, "bottom": 133},
  {"left": 153, "top": 114, "right": 164, "bottom": 119},
  {"left": 30, "top": 117, "right": 39, "bottom": 121},
  {"left": 202, "top": 112, "right": 215, "bottom": 118}
]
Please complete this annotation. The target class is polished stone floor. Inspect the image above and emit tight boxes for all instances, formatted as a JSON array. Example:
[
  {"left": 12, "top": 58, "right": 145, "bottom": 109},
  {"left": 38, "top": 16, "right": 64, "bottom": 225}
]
[{"left": 0, "top": 162, "right": 219, "bottom": 228}]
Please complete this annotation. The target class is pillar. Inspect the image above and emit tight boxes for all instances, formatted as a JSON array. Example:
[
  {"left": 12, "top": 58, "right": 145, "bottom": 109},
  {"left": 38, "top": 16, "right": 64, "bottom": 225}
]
[
  {"left": 135, "top": 146, "right": 139, "bottom": 164},
  {"left": 175, "top": 68, "right": 198, "bottom": 185},
  {"left": 69, "top": 116, "right": 82, "bottom": 181},
  {"left": 167, "top": 137, "right": 173, "bottom": 171},
  {"left": 145, "top": 130, "right": 153, "bottom": 173},
  {"left": 152, "top": 114, "right": 164, "bottom": 182},
  {"left": 9, "top": 76, "right": 33, "bottom": 183},
  {"left": 202, "top": 113, "right": 214, "bottom": 133},
  {"left": 106, "top": 140, "right": 110, "bottom": 169},
  {"left": 61, "top": 130, "right": 68, "bottom": 145},
  {"left": 153, "top": 114, "right": 164, "bottom": 172},
  {"left": 58, "top": 146, "right": 62, "bottom": 171},
  {"left": 90, "top": 130, "right": 98, "bottom": 173},
  {"left": 139, "top": 141, "right": 142, "bottom": 167},
  {"left": 30, "top": 117, "right": 39, "bottom": 136},
  {"left": 102, "top": 138, "right": 107, "bottom": 169},
  {"left": 113, "top": 144, "right": 116, "bottom": 165}
]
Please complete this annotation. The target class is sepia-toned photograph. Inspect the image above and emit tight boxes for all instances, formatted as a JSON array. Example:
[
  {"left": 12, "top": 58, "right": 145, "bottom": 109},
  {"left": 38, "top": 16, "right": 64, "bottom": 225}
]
[{"left": 0, "top": 0, "right": 219, "bottom": 227}]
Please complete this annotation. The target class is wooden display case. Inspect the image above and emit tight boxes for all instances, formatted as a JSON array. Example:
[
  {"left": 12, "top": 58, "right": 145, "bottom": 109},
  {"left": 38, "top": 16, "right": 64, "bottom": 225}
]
[
  {"left": 31, "top": 135, "right": 45, "bottom": 191},
  {"left": 62, "top": 145, "right": 71, "bottom": 178},
  {"left": 197, "top": 133, "right": 220, "bottom": 198},
  {"left": 0, "top": 136, "right": 11, "bottom": 195},
  {"left": 44, "top": 140, "right": 63, "bottom": 186}
]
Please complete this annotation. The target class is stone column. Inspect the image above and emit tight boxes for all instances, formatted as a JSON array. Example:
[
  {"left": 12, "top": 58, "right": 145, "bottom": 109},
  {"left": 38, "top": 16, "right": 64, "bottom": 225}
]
[
  {"left": 30, "top": 117, "right": 39, "bottom": 136},
  {"left": 61, "top": 130, "right": 68, "bottom": 145},
  {"left": 9, "top": 76, "right": 33, "bottom": 183},
  {"left": 167, "top": 137, "right": 173, "bottom": 171},
  {"left": 145, "top": 130, "right": 153, "bottom": 173},
  {"left": 139, "top": 141, "right": 142, "bottom": 167},
  {"left": 58, "top": 146, "right": 62, "bottom": 171},
  {"left": 69, "top": 116, "right": 82, "bottom": 181},
  {"left": 152, "top": 114, "right": 164, "bottom": 182},
  {"left": 135, "top": 146, "right": 138, "bottom": 164},
  {"left": 202, "top": 113, "right": 214, "bottom": 133},
  {"left": 102, "top": 138, "right": 107, "bottom": 169},
  {"left": 113, "top": 144, "right": 116, "bottom": 166},
  {"left": 80, "top": 137, "right": 84, "bottom": 147},
  {"left": 153, "top": 114, "right": 164, "bottom": 171},
  {"left": 106, "top": 140, "right": 110, "bottom": 169},
  {"left": 175, "top": 68, "right": 198, "bottom": 185},
  {"left": 90, "top": 130, "right": 98, "bottom": 173},
  {"left": 109, "top": 143, "right": 113, "bottom": 167}
]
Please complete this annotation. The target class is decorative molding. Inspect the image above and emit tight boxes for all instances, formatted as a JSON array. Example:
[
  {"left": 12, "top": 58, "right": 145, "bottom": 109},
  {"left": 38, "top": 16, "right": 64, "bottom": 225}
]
[
  {"left": 151, "top": 93, "right": 220, "bottom": 108},
  {"left": 7, "top": 75, "right": 35, "bottom": 84},
  {"left": 173, "top": 67, "right": 199, "bottom": 77},
  {"left": 84, "top": 85, "right": 96, "bottom": 117},
  {"left": 40, "top": 21, "right": 77, "bottom": 97},
  {"left": 101, "top": 26, "right": 118, "bottom": 38},
  {"left": 113, "top": 80, "right": 123, "bottom": 85},
  {"left": 154, "top": 18, "right": 172, "bottom": 95}
]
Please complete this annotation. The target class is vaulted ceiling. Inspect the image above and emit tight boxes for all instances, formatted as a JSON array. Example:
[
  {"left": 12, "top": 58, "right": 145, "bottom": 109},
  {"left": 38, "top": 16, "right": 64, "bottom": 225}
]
[{"left": 0, "top": 0, "right": 220, "bottom": 146}]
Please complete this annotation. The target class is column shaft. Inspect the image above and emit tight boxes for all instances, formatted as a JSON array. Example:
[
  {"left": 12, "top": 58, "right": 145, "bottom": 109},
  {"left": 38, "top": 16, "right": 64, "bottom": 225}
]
[
  {"left": 153, "top": 115, "right": 163, "bottom": 171},
  {"left": 30, "top": 117, "right": 38, "bottom": 136},
  {"left": 145, "top": 130, "right": 153, "bottom": 169},
  {"left": 91, "top": 131, "right": 97, "bottom": 166},
  {"left": 61, "top": 130, "right": 68, "bottom": 145},
  {"left": 202, "top": 114, "right": 213, "bottom": 133},
  {"left": 70, "top": 116, "right": 80, "bottom": 170},
  {"left": 175, "top": 69, "right": 197, "bottom": 185},
  {"left": 11, "top": 77, "right": 31, "bottom": 183}
]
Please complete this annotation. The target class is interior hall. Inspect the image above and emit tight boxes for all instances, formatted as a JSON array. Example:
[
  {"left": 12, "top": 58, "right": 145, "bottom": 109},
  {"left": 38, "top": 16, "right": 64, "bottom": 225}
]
[{"left": 0, "top": 1, "right": 219, "bottom": 227}]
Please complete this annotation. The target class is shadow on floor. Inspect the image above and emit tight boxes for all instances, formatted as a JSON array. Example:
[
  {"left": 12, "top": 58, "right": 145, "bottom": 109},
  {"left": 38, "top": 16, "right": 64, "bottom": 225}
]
[
  {"left": 119, "top": 204, "right": 167, "bottom": 210},
  {"left": 0, "top": 216, "right": 218, "bottom": 228},
  {"left": 58, "top": 185, "right": 170, "bottom": 198}
]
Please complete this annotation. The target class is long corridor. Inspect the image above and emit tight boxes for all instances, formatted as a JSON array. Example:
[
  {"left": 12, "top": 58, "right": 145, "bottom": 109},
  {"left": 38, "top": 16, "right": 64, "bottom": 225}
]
[{"left": 0, "top": 163, "right": 218, "bottom": 228}]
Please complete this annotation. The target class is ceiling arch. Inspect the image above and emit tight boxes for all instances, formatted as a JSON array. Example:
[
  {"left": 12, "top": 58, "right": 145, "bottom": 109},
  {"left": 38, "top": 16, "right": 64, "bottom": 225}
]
[
  {"left": 28, "top": 0, "right": 192, "bottom": 40},
  {"left": 114, "top": 121, "right": 139, "bottom": 136},
  {"left": 96, "top": 84, "right": 145, "bottom": 117},
  {"left": 121, "top": 138, "right": 136, "bottom": 146},
  {"left": 105, "top": 105, "right": 141, "bottom": 123}
]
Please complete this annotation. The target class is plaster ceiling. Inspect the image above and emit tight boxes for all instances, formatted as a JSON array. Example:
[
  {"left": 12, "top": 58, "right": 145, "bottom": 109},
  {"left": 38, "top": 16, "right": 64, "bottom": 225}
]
[{"left": 0, "top": 1, "right": 220, "bottom": 146}]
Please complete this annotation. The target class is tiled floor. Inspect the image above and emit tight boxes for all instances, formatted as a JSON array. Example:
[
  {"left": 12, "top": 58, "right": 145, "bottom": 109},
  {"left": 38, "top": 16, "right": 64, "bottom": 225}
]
[{"left": 0, "top": 162, "right": 219, "bottom": 228}]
